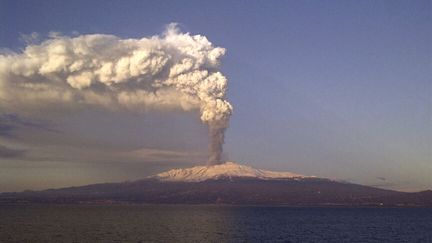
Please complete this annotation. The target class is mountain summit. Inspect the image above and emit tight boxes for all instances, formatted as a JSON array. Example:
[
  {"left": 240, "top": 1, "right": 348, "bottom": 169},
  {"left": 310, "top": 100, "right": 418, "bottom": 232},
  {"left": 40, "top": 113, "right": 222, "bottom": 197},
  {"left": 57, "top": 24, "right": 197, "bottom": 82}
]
[
  {"left": 2, "top": 162, "right": 431, "bottom": 206},
  {"left": 152, "top": 161, "right": 312, "bottom": 182}
]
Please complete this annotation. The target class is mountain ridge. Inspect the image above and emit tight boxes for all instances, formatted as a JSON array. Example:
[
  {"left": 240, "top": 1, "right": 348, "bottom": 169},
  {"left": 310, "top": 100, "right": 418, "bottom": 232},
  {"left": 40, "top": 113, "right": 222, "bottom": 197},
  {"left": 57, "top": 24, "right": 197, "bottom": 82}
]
[{"left": 1, "top": 162, "right": 431, "bottom": 206}]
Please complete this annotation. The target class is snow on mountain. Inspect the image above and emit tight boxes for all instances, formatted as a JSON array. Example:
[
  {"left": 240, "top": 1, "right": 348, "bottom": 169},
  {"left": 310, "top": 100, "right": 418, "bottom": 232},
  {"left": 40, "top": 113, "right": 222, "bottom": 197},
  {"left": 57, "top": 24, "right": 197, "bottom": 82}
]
[{"left": 152, "top": 161, "right": 313, "bottom": 182}]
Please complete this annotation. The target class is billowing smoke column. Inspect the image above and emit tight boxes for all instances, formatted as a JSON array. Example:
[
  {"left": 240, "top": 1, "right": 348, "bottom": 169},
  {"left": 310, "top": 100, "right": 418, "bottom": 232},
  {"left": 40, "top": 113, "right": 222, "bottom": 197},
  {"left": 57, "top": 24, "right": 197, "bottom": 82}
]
[
  {"left": 0, "top": 24, "right": 232, "bottom": 165},
  {"left": 208, "top": 120, "right": 228, "bottom": 165}
]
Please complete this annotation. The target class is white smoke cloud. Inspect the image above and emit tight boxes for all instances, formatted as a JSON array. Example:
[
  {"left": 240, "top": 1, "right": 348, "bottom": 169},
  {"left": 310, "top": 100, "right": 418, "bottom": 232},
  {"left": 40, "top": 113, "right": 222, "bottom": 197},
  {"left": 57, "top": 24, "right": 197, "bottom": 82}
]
[{"left": 0, "top": 24, "right": 232, "bottom": 165}]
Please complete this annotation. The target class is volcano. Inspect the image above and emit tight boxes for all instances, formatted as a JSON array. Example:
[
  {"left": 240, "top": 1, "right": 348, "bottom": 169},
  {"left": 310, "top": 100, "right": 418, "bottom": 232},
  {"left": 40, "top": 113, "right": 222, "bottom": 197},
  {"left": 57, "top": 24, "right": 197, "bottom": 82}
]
[{"left": 1, "top": 162, "right": 431, "bottom": 206}]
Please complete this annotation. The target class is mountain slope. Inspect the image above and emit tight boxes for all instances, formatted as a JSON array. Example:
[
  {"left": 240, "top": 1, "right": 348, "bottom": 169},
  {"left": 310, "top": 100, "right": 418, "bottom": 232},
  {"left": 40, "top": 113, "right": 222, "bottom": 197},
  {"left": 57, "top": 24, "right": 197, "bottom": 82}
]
[{"left": 1, "top": 162, "right": 431, "bottom": 206}]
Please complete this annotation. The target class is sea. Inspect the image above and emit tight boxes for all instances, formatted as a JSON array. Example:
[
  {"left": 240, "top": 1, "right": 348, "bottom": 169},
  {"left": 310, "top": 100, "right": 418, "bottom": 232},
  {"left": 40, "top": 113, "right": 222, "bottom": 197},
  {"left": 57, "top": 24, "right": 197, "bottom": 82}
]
[{"left": 0, "top": 205, "right": 431, "bottom": 242}]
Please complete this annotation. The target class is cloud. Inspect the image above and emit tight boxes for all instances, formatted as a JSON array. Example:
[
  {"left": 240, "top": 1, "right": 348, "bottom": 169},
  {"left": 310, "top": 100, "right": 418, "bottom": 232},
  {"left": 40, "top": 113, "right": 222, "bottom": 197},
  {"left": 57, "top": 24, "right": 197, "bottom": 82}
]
[
  {"left": 0, "top": 145, "right": 26, "bottom": 158},
  {"left": 0, "top": 24, "right": 232, "bottom": 125},
  {"left": 128, "top": 147, "right": 205, "bottom": 162},
  {"left": 0, "top": 123, "right": 14, "bottom": 138},
  {"left": 0, "top": 24, "right": 232, "bottom": 164},
  {"left": 19, "top": 32, "right": 41, "bottom": 45},
  {"left": 0, "top": 48, "right": 15, "bottom": 56},
  {"left": 0, "top": 113, "right": 57, "bottom": 138},
  {"left": 9, "top": 143, "right": 205, "bottom": 165}
]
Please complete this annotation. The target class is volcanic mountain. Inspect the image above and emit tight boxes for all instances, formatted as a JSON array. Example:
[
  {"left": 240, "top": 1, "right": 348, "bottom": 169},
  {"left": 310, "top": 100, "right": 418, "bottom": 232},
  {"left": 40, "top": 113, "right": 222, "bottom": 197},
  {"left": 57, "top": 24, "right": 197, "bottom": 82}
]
[{"left": 1, "top": 162, "right": 431, "bottom": 206}]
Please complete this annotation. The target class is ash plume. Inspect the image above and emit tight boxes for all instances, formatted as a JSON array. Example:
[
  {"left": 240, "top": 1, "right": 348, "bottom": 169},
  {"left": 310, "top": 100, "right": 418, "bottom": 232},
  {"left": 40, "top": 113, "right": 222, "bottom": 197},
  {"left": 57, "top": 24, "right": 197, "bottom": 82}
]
[
  {"left": 0, "top": 23, "right": 232, "bottom": 165},
  {"left": 207, "top": 121, "right": 227, "bottom": 165}
]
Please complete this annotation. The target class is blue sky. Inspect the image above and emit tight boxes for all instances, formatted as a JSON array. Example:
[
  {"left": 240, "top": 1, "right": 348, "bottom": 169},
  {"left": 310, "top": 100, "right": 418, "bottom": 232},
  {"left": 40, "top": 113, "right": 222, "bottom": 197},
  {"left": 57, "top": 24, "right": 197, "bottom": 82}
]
[{"left": 0, "top": 0, "right": 430, "bottom": 191}]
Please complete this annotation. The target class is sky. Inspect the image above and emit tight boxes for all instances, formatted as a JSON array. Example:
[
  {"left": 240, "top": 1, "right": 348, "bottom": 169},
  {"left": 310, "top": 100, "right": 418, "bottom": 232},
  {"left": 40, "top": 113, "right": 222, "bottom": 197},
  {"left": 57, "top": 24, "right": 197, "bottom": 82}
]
[{"left": 0, "top": 0, "right": 430, "bottom": 192}]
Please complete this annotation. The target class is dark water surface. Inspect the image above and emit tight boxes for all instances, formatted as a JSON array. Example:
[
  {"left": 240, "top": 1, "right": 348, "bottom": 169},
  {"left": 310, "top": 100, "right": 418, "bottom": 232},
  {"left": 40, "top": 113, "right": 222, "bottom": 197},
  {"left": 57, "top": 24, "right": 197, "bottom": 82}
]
[{"left": 0, "top": 205, "right": 431, "bottom": 242}]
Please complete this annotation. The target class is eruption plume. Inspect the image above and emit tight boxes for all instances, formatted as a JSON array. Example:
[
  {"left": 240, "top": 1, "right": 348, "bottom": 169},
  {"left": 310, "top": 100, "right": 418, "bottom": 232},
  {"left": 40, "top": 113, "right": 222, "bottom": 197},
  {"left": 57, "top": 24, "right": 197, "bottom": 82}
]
[
  {"left": 0, "top": 24, "right": 232, "bottom": 165},
  {"left": 207, "top": 121, "right": 227, "bottom": 165}
]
